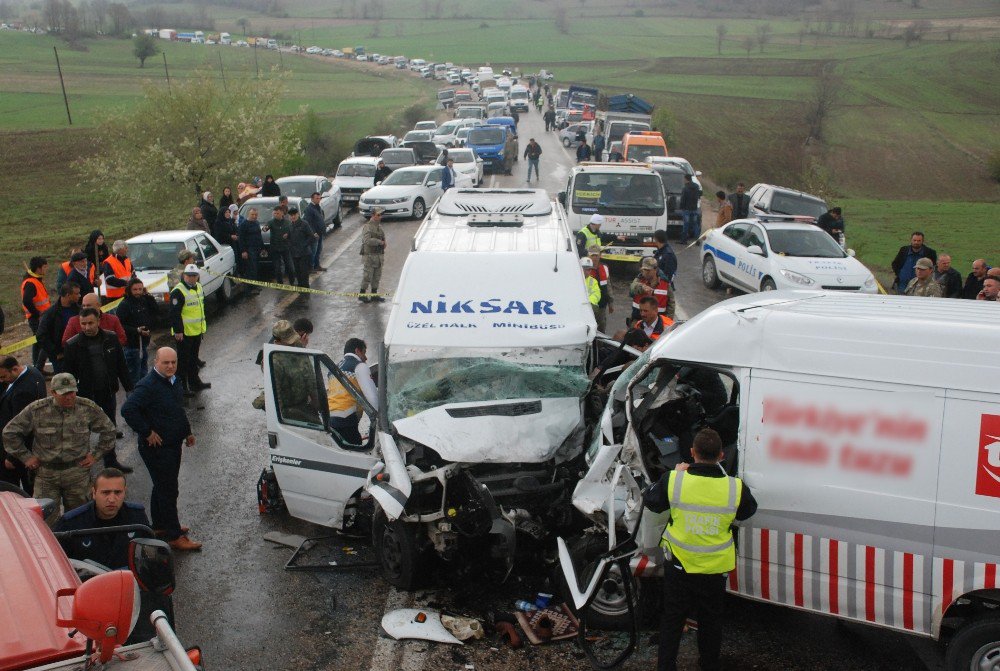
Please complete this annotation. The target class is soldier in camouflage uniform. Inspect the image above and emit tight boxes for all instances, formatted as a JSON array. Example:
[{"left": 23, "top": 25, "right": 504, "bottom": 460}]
[
  {"left": 904, "top": 257, "right": 944, "bottom": 298},
  {"left": 168, "top": 249, "right": 197, "bottom": 291},
  {"left": 358, "top": 209, "right": 386, "bottom": 303},
  {"left": 2, "top": 373, "right": 117, "bottom": 524}
]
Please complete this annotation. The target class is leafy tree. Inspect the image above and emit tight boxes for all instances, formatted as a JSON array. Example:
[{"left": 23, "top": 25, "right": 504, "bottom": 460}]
[
  {"left": 715, "top": 23, "right": 727, "bottom": 55},
  {"left": 132, "top": 33, "right": 159, "bottom": 68},
  {"left": 651, "top": 107, "right": 677, "bottom": 148},
  {"left": 756, "top": 23, "right": 772, "bottom": 53},
  {"left": 78, "top": 71, "right": 301, "bottom": 216},
  {"left": 742, "top": 35, "right": 756, "bottom": 58}
]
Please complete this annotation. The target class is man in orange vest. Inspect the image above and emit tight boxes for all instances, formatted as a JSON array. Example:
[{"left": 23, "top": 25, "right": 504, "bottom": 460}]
[
  {"left": 630, "top": 257, "right": 670, "bottom": 322},
  {"left": 633, "top": 296, "right": 673, "bottom": 341},
  {"left": 102, "top": 240, "right": 134, "bottom": 303},
  {"left": 20, "top": 256, "right": 51, "bottom": 370}
]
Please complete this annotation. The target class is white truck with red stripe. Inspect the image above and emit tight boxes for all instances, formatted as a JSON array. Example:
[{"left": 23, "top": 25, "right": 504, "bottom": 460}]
[{"left": 559, "top": 291, "right": 1000, "bottom": 670}]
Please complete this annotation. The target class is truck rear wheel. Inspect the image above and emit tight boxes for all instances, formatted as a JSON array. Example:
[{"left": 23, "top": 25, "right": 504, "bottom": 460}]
[
  {"left": 372, "top": 508, "right": 428, "bottom": 591},
  {"left": 944, "top": 614, "right": 1000, "bottom": 671}
]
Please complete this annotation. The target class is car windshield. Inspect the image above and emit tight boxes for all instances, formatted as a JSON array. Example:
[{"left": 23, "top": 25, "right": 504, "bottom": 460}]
[
  {"left": 457, "top": 108, "right": 482, "bottom": 118},
  {"left": 386, "top": 356, "right": 590, "bottom": 423},
  {"left": 767, "top": 228, "right": 846, "bottom": 258},
  {"left": 415, "top": 122, "right": 437, "bottom": 130},
  {"left": 382, "top": 170, "right": 427, "bottom": 186},
  {"left": 468, "top": 128, "right": 504, "bottom": 145},
  {"left": 403, "top": 131, "right": 432, "bottom": 142},
  {"left": 276, "top": 180, "right": 316, "bottom": 198},
  {"left": 510, "top": 90, "right": 529, "bottom": 99},
  {"left": 129, "top": 242, "right": 189, "bottom": 271},
  {"left": 434, "top": 124, "right": 459, "bottom": 137},
  {"left": 769, "top": 193, "right": 828, "bottom": 219},
  {"left": 657, "top": 170, "right": 686, "bottom": 194},
  {"left": 628, "top": 144, "right": 667, "bottom": 161},
  {"left": 381, "top": 150, "right": 414, "bottom": 164},
  {"left": 448, "top": 150, "right": 475, "bottom": 163},
  {"left": 609, "top": 123, "right": 650, "bottom": 143},
  {"left": 337, "top": 163, "right": 376, "bottom": 177},
  {"left": 571, "top": 173, "right": 664, "bottom": 211}
]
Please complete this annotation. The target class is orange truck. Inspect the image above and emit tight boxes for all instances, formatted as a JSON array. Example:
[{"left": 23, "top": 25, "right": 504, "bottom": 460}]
[{"left": 0, "top": 491, "right": 202, "bottom": 671}]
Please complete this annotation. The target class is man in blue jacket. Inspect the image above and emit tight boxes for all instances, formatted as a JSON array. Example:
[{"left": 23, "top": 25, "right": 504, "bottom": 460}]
[
  {"left": 120, "top": 346, "right": 202, "bottom": 552},
  {"left": 237, "top": 207, "right": 264, "bottom": 292}
]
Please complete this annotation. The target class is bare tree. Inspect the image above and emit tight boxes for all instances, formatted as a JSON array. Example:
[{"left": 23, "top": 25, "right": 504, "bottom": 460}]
[
  {"left": 805, "top": 67, "right": 842, "bottom": 143},
  {"left": 716, "top": 23, "right": 727, "bottom": 55},
  {"left": 944, "top": 24, "right": 962, "bottom": 41},
  {"left": 106, "top": 2, "right": 130, "bottom": 35},
  {"left": 742, "top": 35, "right": 756, "bottom": 58},
  {"left": 756, "top": 23, "right": 772, "bottom": 53},
  {"left": 903, "top": 20, "right": 930, "bottom": 46},
  {"left": 236, "top": 16, "right": 249, "bottom": 36},
  {"left": 554, "top": 6, "right": 569, "bottom": 34}
]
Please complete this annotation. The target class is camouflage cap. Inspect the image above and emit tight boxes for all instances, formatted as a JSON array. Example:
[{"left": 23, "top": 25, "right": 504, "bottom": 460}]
[
  {"left": 914, "top": 257, "right": 933, "bottom": 270},
  {"left": 51, "top": 373, "right": 78, "bottom": 395},
  {"left": 587, "top": 245, "right": 602, "bottom": 255},
  {"left": 640, "top": 257, "right": 658, "bottom": 270},
  {"left": 178, "top": 249, "right": 196, "bottom": 263},
  {"left": 271, "top": 320, "right": 300, "bottom": 346}
]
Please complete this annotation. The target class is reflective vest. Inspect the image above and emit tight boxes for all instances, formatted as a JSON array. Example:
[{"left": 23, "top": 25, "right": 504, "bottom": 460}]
[
  {"left": 578, "top": 225, "right": 601, "bottom": 252},
  {"left": 633, "top": 315, "right": 673, "bottom": 340},
  {"left": 20, "top": 277, "right": 50, "bottom": 319},
  {"left": 631, "top": 278, "right": 669, "bottom": 314},
  {"left": 102, "top": 255, "right": 133, "bottom": 299},
  {"left": 660, "top": 468, "right": 742, "bottom": 574},
  {"left": 327, "top": 354, "right": 363, "bottom": 418},
  {"left": 584, "top": 275, "right": 601, "bottom": 307},
  {"left": 172, "top": 283, "right": 206, "bottom": 337}
]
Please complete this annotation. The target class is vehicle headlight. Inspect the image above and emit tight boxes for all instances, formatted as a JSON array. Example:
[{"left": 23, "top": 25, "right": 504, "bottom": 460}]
[
  {"left": 390, "top": 197, "right": 409, "bottom": 204},
  {"left": 864, "top": 275, "right": 877, "bottom": 288},
  {"left": 779, "top": 269, "right": 815, "bottom": 286}
]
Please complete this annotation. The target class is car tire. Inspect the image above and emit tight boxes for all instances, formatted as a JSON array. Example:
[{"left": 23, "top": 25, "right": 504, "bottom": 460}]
[
  {"left": 702, "top": 255, "right": 722, "bottom": 290},
  {"left": 333, "top": 204, "right": 342, "bottom": 226},
  {"left": 411, "top": 198, "right": 426, "bottom": 220},
  {"left": 216, "top": 277, "right": 234, "bottom": 305},
  {"left": 372, "top": 507, "right": 429, "bottom": 591},
  {"left": 562, "top": 137, "right": 571, "bottom": 148},
  {"left": 944, "top": 614, "right": 1000, "bottom": 671},
  {"left": 761, "top": 277, "right": 777, "bottom": 292}
]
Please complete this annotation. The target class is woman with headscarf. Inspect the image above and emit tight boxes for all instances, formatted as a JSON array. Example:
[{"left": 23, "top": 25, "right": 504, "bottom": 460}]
[
  {"left": 187, "top": 207, "right": 209, "bottom": 233},
  {"left": 84, "top": 230, "right": 109, "bottom": 270},
  {"left": 260, "top": 174, "right": 281, "bottom": 197},
  {"left": 199, "top": 191, "right": 218, "bottom": 227},
  {"left": 218, "top": 186, "right": 235, "bottom": 213}
]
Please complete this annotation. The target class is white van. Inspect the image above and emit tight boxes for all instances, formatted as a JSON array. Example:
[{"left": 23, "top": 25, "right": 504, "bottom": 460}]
[
  {"left": 559, "top": 291, "right": 1000, "bottom": 670},
  {"left": 509, "top": 84, "right": 531, "bottom": 113},
  {"left": 558, "top": 163, "right": 668, "bottom": 263},
  {"left": 263, "top": 189, "right": 598, "bottom": 590},
  {"left": 409, "top": 58, "right": 427, "bottom": 71}
]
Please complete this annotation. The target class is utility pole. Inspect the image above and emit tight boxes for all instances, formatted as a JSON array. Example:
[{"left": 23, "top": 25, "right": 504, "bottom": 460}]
[
  {"left": 278, "top": 47, "right": 283, "bottom": 69},
  {"left": 53, "top": 47, "right": 72, "bottom": 126},
  {"left": 218, "top": 51, "right": 227, "bottom": 91},
  {"left": 162, "top": 52, "right": 171, "bottom": 92}
]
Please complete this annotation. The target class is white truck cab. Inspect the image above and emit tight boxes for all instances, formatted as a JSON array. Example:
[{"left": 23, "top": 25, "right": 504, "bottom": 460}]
[
  {"left": 560, "top": 292, "right": 1000, "bottom": 670},
  {"left": 558, "top": 162, "right": 668, "bottom": 263},
  {"left": 263, "top": 188, "right": 599, "bottom": 590}
]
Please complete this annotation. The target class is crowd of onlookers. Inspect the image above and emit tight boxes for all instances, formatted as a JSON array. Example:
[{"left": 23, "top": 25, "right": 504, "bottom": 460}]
[{"left": 889, "top": 232, "right": 998, "bottom": 301}]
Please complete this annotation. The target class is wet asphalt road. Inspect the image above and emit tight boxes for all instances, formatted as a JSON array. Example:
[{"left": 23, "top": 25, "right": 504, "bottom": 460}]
[{"left": 113, "top": 109, "right": 944, "bottom": 670}]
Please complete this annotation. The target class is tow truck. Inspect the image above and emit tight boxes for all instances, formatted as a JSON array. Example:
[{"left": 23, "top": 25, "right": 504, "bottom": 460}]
[{"left": 0, "top": 489, "right": 202, "bottom": 671}]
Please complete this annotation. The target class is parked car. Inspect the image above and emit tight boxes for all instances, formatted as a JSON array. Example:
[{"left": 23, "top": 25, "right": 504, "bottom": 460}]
[
  {"left": 559, "top": 121, "right": 593, "bottom": 148},
  {"left": 238, "top": 196, "right": 311, "bottom": 255},
  {"left": 701, "top": 216, "right": 877, "bottom": 294},
  {"left": 454, "top": 127, "right": 473, "bottom": 147},
  {"left": 400, "top": 140, "right": 441, "bottom": 165},
  {"left": 306, "top": 46, "right": 322, "bottom": 54},
  {"left": 353, "top": 135, "right": 396, "bottom": 157},
  {"left": 433, "top": 118, "right": 479, "bottom": 147},
  {"left": 413, "top": 120, "right": 438, "bottom": 132},
  {"left": 436, "top": 147, "right": 484, "bottom": 187},
  {"left": 746, "top": 183, "right": 828, "bottom": 220},
  {"left": 332, "top": 156, "right": 380, "bottom": 207},
  {"left": 402, "top": 130, "right": 435, "bottom": 144},
  {"left": 127, "top": 230, "right": 237, "bottom": 304},
  {"left": 379, "top": 147, "right": 419, "bottom": 172},
  {"left": 275, "top": 175, "right": 342, "bottom": 228},
  {"left": 358, "top": 165, "right": 454, "bottom": 219}
]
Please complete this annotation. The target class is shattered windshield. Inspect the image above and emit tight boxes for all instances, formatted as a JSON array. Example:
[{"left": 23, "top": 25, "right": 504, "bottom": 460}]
[{"left": 387, "top": 356, "right": 589, "bottom": 423}]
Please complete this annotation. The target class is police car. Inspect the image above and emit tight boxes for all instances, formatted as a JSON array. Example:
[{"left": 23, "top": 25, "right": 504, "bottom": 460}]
[{"left": 701, "top": 216, "right": 877, "bottom": 294}]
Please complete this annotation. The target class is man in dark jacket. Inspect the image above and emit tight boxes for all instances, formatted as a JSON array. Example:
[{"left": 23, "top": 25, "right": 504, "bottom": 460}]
[
  {"left": 891, "top": 232, "right": 937, "bottom": 294},
  {"left": 933, "top": 254, "right": 963, "bottom": 299},
  {"left": 576, "top": 139, "right": 592, "bottom": 163},
  {"left": 727, "top": 182, "right": 750, "bottom": 220},
  {"left": 303, "top": 192, "right": 329, "bottom": 273},
  {"left": 37, "top": 282, "right": 81, "bottom": 374},
  {"left": 815, "top": 206, "right": 845, "bottom": 241},
  {"left": 116, "top": 277, "right": 158, "bottom": 384},
  {"left": 288, "top": 208, "right": 315, "bottom": 289},
  {"left": 962, "top": 259, "right": 989, "bottom": 299},
  {"left": 237, "top": 207, "right": 264, "bottom": 290},
  {"left": 121, "top": 346, "right": 201, "bottom": 551},
  {"left": 374, "top": 160, "right": 392, "bottom": 185},
  {"left": 678, "top": 174, "right": 702, "bottom": 244},
  {"left": 0, "top": 355, "right": 48, "bottom": 494},
  {"left": 63, "top": 307, "right": 134, "bottom": 472},
  {"left": 266, "top": 206, "right": 293, "bottom": 285},
  {"left": 66, "top": 251, "right": 100, "bottom": 300}
]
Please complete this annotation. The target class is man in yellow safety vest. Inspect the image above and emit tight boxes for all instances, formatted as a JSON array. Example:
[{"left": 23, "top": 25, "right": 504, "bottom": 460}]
[
  {"left": 643, "top": 428, "right": 757, "bottom": 671},
  {"left": 169, "top": 264, "right": 210, "bottom": 396}
]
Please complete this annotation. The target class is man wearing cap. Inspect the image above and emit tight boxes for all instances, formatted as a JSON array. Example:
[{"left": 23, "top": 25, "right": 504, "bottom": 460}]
[
  {"left": 891, "top": 231, "right": 937, "bottom": 295},
  {"left": 630, "top": 257, "right": 671, "bottom": 323},
  {"left": 168, "top": 249, "right": 197, "bottom": 291},
  {"left": 2, "top": 372, "right": 116, "bottom": 524},
  {"left": 121, "top": 347, "right": 201, "bottom": 551},
  {"left": 66, "top": 251, "right": 100, "bottom": 299},
  {"left": 359, "top": 209, "right": 386, "bottom": 303},
  {"left": 576, "top": 214, "right": 613, "bottom": 259},
  {"left": 587, "top": 246, "right": 613, "bottom": 332},
  {"left": 101, "top": 240, "right": 134, "bottom": 303},
  {"left": 169, "top": 264, "right": 210, "bottom": 395},
  {"left": 904, "top": 257, "right": 944, "bottom": 298}
]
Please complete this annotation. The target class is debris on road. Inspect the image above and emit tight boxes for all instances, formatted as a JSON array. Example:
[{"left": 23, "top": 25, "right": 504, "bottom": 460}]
[
  {"left": 441, "top": 614, "right": 485, "bottom": 641},
  {"left": 514, "top": 605, "right": 580, "bottom": 645},
  {"left": 382, "top": 608, "right": 464, "bottom": 645}
]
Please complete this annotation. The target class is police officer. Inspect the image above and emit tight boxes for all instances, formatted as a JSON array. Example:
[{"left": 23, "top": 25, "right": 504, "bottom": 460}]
[
  {"left": 644, "top": 428, "right": 757, "bottom": 671},
  {"left": 54, "top": 467, "right": 151, "bottom": 569},
  {"left": 359, "top": 209, "right": 386, "bottom": 303},
  {"left": 327, "top": 338, "right": 379, "bottom": 447},
  {"left": 169, "top": 264, "right": 210, "bottom": 395},
  {"left": 2, "top": 373, "right": 116, "bottom": 524}
]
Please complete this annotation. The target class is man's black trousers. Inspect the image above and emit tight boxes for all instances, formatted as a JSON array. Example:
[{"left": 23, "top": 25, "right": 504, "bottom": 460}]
[{"left": 658, "top": 564, "right": 727, "bottom": 671}]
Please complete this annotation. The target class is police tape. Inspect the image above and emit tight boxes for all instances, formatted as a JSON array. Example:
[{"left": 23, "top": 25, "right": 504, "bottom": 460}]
[
  {"left": 199, "top": 267, "right": 392, "bottom": 299},
  {"left": 0, "top": 274, "right": 170, "bottom": 357}
]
